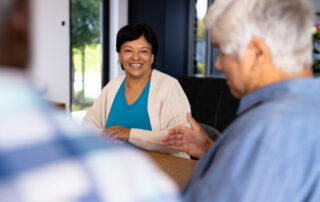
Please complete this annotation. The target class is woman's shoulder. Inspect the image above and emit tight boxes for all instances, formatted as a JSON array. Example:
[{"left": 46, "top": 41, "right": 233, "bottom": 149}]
[
  {"left": 151, "top": 69, "right": 178, "bottom": 85},
  {"left": 100, "top": 74, "right": 125, "bottom": 95},
  {"left": 102, "top": 74, "right": 125, "bottom": 89}
]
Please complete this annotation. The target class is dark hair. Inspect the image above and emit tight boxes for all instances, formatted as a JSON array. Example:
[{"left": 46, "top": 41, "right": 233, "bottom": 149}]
[{"left": 116, "top": 23, "right": 158, "bottom": 69}]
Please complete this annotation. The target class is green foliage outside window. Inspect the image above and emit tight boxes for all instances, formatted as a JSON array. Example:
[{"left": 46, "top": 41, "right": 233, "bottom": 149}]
[{"left": 71, "top": 0, "right": 100, "bottom": 111}]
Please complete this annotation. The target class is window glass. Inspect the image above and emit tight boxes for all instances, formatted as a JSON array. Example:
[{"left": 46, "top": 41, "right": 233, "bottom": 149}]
[
  {"left": 194, "top": 0, "right": 207, "bottom": 75},
  {"left": 71, "top": 0, "right": 102, "bottom": 112},
  {"left": 193, "top": 0, "right": 224, "bottom": 77}
]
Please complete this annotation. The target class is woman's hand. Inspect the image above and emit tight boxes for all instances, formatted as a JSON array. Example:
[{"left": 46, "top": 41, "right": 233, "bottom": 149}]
[
  {"left": 161, "top": 113, "right": 214, "bottom": 158},
  {"left": 102, "top": 125, "right": 131, "bottom": 144}
]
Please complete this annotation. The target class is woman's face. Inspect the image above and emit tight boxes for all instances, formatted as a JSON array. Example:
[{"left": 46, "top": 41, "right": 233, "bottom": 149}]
[{"left": 118, "top": 35, "right": 154, "bottom": 79}]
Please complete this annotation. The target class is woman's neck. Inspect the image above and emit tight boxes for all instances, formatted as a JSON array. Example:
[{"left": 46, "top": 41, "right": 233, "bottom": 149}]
[
  {"left": 125, "top": 70, "right": 152, "bottom": 89},
  {"left": 124, "top": 70, "right": 152, "bottom": 105}
]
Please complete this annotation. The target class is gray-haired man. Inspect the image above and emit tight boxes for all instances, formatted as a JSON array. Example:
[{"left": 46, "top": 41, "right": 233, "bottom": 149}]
[{"left": 163, "top": 0, "right": 320, "bottom": 201}]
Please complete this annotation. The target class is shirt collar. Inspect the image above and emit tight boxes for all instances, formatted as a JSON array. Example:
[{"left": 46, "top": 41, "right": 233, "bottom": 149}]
[{"left": 237, "top": 77, "right": 320, "bottom": 116}]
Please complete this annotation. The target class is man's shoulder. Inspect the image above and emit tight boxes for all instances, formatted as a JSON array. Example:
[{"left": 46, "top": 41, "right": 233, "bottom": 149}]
[{"left": 222, "top": 91, "right": 320, "bottom": 156}]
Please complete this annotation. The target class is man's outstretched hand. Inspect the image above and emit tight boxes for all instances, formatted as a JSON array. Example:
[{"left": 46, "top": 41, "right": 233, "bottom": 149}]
[{"left": 161, "top": 113, "right": 214, "bottom": 158}]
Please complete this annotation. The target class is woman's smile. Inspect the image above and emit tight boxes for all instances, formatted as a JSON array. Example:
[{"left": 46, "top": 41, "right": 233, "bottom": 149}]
[{"left": 129, "top": 63, "right": 143, "bottom": 69}]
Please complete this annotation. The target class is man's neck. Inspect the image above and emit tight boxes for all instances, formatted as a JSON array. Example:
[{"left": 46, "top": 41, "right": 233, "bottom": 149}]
[{"left": 255, "top": 66, "right": 313, "bottom": 92}]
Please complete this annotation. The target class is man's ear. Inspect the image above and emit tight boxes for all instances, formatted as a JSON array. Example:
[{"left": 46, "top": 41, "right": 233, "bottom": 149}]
[{"left": 247, "top": 37, "right": 271, "bottom": 69}]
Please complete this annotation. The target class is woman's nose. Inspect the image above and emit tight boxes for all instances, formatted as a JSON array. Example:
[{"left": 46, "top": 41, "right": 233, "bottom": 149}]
[{"left": 131, "top": 51, "right": 140, "bottom": 60}]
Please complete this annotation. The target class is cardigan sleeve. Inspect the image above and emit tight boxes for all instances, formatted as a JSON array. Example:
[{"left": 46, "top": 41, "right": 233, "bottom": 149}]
[
  {"left": 129, "top": 79, "right": 191, "bottom": 158},
  {"left": 129, "top": 129, "right": 189, "bottom": 158},
  {"left": 159, "top": 79, "right": 191, "bottom": 128}
]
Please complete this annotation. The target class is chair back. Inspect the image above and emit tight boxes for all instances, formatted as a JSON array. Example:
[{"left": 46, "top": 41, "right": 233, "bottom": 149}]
[{"left": 178, "top": 77, "right": 239, "bottom": 132}]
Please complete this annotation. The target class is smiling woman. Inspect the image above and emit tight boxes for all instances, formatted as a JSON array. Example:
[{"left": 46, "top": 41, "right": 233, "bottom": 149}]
[{"left": 83, "top": 23, "right": 191, "bottom": 158}]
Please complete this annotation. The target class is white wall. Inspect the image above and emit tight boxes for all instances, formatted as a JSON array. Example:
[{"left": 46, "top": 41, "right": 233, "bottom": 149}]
[
  {"left": 109, "top": 0, "right": 128, "bottom": 80},
  {"left": 30, "top": 0, "right": 70, "bottom": 114},
  {"left": 29, "top": 0, "right": 128, "bottom": 116}
]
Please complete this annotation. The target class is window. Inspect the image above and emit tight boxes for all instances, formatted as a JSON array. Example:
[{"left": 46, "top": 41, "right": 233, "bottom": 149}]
[
  {"left": 189, "top": 0, "right": 224, "bottom": 77},
  {"left": 70, "top": 0, "right": 102, "bottom": 113},
  {"left": 313, "top": 7, "right": 320, "bottom": 74},
  {"left": 194, "top": 0, "right": 207, "bottom": 75}
]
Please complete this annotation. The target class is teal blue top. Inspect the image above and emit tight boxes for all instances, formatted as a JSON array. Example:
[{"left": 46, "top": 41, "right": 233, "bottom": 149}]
[{"left": 105, "top": 78, "right": 152, "bottom": 133}]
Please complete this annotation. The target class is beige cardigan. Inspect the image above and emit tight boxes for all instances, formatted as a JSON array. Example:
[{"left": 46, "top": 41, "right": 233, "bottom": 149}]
[{"left": 83, "top": 70, "right": 191, "bottom": 158}]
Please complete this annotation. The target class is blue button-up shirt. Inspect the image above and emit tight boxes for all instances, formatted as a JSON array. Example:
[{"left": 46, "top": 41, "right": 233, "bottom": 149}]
[{"left": 183, "top": 78, "right": 320, "bottom": 202}]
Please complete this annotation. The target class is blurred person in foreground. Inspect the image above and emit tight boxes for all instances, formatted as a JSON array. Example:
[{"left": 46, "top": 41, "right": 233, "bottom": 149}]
[
  {"left": 162, "top": 0, "right": 320, "bottom": 201},
  {"left": 83, "top": 23, "right": 190, "bottom": 158},
  {"left": 0, "top": 0, "right": 180, "bottom": 201}
]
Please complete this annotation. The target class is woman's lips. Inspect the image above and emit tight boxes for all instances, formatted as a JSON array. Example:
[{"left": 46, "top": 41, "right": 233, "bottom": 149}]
[{"left": 129, "top": 63, "right": 142, "bottom": 69}]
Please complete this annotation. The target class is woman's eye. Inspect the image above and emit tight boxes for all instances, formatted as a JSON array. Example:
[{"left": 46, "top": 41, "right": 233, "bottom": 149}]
[
  {"left": 141, "top": 50, "right": 148, "bottom": 53},
  {"left": 124, "top": 49, "right": 132, "bottom": 53}
]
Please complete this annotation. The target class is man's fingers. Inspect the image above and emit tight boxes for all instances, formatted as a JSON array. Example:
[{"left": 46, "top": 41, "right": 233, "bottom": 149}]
[
  {"left": 161, "top": 137, "right": 182, "bottom": 145},
  {"left": 170, "top": 139, "right": 183, "bottom": 146},
  {"left": 168, "top": 127, "right": 178, "bottom": 135},
  {"left": 168, "top": 125, "right": 186, "bottom": 136},
  {"left": 167, "top": 139, "right": 183, "bottom": 147},
  {"left": 165, "top": 134, "right": 184, "bottom": 142},
  {"left": 186, "top": 113, "right": 200, "bottom": 130},
  {"left": 161, "top": 131, "right": 180, "bottom": 145},
  {"left": 161, "top": 135, "right": 177, "bottom": 143},
  {"left": 161, "top": 135, "right": 169, "bottom": 142}
]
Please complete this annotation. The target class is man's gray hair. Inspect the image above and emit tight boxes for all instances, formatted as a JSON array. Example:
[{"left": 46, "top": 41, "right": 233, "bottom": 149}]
[
  {"left": 0, "top": 0, "right": 21, "bottom": 42},
  {"left": 204, "top": 0, "right": 314, "bottom": 74}
]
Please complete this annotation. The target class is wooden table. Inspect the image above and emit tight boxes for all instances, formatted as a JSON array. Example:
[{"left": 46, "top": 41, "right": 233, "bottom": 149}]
[{"left": 145, "top": 151, "right": 197, "bottom": 189}]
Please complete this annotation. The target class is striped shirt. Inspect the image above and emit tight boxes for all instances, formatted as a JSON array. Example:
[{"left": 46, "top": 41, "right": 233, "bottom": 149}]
[{"left": 0, "top": 68, "right": 180, "bottom": 202}]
